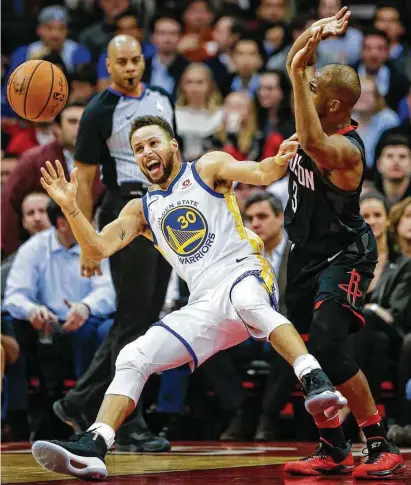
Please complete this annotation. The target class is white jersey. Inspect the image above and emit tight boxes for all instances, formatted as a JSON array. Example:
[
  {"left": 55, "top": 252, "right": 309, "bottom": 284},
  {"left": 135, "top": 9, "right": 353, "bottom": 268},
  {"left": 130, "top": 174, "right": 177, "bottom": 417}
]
[{"left": 142, "top": 161, "right": 276, "bottom": 300}]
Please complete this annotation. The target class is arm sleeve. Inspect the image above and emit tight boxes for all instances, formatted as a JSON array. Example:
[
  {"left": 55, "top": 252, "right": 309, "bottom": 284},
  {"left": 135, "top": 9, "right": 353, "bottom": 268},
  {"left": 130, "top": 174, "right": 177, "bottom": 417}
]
[
  {"left": 82, "top": 258, "right": 116, "bottom": 316},
  {"left": 3, "top": 241, "right": 41, "bottom": 320}
]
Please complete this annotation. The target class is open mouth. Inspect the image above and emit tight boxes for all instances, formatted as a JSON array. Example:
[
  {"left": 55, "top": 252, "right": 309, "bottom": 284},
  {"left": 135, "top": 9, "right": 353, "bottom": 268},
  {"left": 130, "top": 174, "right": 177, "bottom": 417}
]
[{"left": 147, "top": 160, "right": 162, "bottom": 176}]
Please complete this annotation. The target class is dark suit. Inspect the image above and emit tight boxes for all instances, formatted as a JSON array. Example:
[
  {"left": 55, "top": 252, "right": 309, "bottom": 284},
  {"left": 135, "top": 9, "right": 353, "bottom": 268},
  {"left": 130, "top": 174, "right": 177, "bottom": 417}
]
[{"left": 206, "top": 55, "right": 234, "bottom": 98}]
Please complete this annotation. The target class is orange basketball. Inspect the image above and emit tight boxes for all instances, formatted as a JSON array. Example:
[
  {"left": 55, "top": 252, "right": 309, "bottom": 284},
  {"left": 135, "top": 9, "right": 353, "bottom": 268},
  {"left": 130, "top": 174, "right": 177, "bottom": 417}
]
[{"left": 6, "top": 60, "right": 69, "bottom": 122}]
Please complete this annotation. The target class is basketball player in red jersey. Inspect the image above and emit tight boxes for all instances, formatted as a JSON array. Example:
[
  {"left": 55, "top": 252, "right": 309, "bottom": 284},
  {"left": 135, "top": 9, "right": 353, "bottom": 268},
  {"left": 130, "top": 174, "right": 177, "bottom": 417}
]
[{"left": 281, "top": 8, "right": 406, "bottom": 479}]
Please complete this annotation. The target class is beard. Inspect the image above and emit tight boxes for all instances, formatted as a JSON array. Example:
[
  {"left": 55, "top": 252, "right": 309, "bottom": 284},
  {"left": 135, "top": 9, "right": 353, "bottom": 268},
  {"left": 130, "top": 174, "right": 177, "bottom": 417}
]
[{"left": 144, "top": 155, "right": 174, "bottom": 184}]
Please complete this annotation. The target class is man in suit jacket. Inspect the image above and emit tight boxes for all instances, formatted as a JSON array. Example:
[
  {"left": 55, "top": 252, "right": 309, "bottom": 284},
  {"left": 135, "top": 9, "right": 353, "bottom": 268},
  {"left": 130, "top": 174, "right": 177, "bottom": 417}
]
[{"left": 1, "top": 101, "right": 104, "bottom": 257}]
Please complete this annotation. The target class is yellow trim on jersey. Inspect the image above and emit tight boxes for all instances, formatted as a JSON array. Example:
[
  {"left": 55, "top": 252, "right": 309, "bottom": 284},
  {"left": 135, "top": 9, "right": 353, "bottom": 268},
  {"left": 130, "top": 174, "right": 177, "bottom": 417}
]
[{"left": 224, "top": 192, "right": 275, "bottom": 291}]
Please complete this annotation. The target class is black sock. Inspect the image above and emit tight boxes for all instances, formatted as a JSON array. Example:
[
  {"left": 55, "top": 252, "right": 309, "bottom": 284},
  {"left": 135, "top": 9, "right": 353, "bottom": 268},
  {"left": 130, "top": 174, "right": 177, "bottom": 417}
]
[
  {"left": 319, "top": 426, "right": 347, "bottom": 449},
  {"left": 362, "top": 421, "right": 388, "bottom": 445}
]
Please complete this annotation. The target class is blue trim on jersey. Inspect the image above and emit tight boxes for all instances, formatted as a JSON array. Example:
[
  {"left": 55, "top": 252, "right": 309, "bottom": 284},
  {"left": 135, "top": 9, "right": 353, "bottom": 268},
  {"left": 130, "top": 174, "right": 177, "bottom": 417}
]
[
  {"left": 142, "top": 195, "right": 158, "bottom": 245},
  {"left": 149, "top": 162, "right": 187, "bottom": 197},
  {"left": 107, "top": 84, "right": 147, "bottom": 100},
  {"left": 191, "top": 160, "right": 225, "bottom": 198},
  {"left": 151, "top": 321, "right": 198, "bottom": 370}
]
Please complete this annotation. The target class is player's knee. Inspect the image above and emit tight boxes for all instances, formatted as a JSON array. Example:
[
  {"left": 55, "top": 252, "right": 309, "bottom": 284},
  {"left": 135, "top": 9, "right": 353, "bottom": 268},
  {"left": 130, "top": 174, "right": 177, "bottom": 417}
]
[
  {"left": 115, "top": 338, "right": 152, "bottom": 381},
  {"left": 231, "top": 277, "right": 269, "bottom": 320}
]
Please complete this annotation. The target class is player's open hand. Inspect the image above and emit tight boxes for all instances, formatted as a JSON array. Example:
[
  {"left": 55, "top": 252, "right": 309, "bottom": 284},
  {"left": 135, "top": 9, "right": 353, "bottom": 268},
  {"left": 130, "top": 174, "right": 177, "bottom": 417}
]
[
  {"left": 40, "top": 160, "right": 78, "bottom": 212},
  {"left": 290, "top": 26, "right": 323, "bottom": 75},
  {"left": 312, "top": 6, "right": 350, "bottom": 40},
  {"left": 274, "top": 135, "right": 299, "bottom": 166}
]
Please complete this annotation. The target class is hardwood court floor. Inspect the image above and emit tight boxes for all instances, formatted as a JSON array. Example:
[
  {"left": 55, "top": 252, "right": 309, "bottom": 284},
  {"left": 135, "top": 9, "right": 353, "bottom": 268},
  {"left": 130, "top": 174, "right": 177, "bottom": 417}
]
[{"left": 2, "top": 442, "right": 411, "bottom": 485}]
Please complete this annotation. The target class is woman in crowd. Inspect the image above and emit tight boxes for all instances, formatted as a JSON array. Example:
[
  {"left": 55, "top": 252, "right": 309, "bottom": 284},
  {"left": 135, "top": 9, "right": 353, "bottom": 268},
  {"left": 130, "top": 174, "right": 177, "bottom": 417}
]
[
  {"left": 346, "top": 193, "right": 411, "bottom": 440},
  {"left": 175, "top": 63, "right": 223, "bottom": 162}
]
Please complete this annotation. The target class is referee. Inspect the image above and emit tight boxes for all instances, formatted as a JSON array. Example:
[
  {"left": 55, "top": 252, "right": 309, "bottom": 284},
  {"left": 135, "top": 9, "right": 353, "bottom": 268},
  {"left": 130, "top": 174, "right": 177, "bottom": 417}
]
[{"left": 53, "top": 35, "right": 173, "bottom": 452}]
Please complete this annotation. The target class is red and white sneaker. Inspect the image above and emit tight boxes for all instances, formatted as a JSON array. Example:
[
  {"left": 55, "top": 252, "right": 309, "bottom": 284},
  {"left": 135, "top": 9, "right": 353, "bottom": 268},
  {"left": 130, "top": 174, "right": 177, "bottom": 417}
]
[
  {"left": 353, "top": 438, "right": 406, "bottom": 480},
  {"left": 284, "top": 440, "right": 354, "bottom": 476}
]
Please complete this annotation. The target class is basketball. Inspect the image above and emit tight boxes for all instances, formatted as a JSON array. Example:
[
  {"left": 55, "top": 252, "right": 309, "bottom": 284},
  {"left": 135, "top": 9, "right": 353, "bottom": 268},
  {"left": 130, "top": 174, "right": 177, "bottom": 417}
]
[{"left": 6, "top": 60, "right": 69, "bottom": 122}]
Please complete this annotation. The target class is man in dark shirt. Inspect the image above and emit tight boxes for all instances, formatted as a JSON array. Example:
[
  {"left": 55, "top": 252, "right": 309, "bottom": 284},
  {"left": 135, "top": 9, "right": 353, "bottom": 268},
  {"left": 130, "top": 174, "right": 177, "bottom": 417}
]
[{"left": 281, "top": 8, "right": 405, "bottom": 479}]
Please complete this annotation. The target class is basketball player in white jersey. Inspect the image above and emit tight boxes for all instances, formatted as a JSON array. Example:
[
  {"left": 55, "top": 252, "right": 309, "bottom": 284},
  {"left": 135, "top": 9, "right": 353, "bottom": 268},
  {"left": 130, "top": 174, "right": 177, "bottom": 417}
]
[{"left": 32, "top": 115, "right": 346, "bottom": 480}]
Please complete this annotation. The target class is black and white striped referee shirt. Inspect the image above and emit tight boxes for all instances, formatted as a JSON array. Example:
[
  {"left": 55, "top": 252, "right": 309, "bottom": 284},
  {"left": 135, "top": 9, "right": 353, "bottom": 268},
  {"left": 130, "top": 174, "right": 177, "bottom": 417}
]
[{"left": 74, "top": 84, "right": 176, "bottom": 190}]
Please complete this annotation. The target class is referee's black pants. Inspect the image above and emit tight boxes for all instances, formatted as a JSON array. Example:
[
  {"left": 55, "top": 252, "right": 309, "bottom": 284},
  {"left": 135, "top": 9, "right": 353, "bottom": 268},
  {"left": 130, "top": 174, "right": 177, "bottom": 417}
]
[{"left": 65, "top": 191, "right": 172, "bottom": 424}]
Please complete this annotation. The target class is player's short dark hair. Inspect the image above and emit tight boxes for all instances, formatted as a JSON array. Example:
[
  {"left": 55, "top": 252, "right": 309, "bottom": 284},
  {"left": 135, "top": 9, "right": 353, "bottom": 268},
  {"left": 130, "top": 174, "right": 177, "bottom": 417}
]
[
  {"left": 244, "top": 191, "right": 283, "bottom": 216},
  {"left": 129, "top": 116, "right": 174, "bottom": 146},
  {"left": 363, "top": 27, "right": 390, "bottom": 45},
  {"left": 320, "top": 64, "right": 361, "bottom": 108},
  {"left": 47, "top": 198, "right": 65, "bottom": 227},
  {"left": 114, "top": 8, "right": 143, "bottom": 28}
]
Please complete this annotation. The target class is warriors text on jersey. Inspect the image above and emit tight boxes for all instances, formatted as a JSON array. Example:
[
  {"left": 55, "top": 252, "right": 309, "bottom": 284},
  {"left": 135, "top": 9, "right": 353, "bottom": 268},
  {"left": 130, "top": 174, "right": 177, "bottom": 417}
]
[
  {"left": 142, "top": 161, "right": 276, "bottom": 300},
  {"left": 284, "top": 122, "right": 367, "bottom": 256}
]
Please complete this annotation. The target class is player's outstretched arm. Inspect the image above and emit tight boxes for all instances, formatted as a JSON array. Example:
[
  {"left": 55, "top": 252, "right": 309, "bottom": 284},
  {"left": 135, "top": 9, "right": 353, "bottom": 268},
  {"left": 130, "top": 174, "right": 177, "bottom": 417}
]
[
  {"left": 289, "top": 28, "right": 361, "bottom": 170},
  {"left": 40, "top": 160, "right": 145, "bottom": 261},
  {"left": 198, "top": 136, "right": 298, "bottom": 187},
  {"left": 286, "top": 6, "right": 350, "bottom": 79}
]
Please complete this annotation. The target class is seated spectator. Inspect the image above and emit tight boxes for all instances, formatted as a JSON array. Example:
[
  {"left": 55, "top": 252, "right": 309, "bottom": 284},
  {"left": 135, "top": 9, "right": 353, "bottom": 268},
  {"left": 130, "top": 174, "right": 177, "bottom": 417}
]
[
  {"left": 178, "top": 0, "right": 215, "bottom": 62},
  {"left": 1, "top": 155, "right": 17, "bottom": 186},
  {"left": 1, "top": 101, "right": 105, "bottom": 258},
  {"left": 390, "top": 196, "right": 411, "bottom": 259},
  {"left": 386, "top": 197, "right": 411, "bottom": 445},
  {"left": 352, "top": 28, "right": 409, "bottom": 112},
  {"left": 1, "top": 332, "right": 19, "bottom": 394},
  {"left": 141, "top": 13, "right": 190, "bottom": 100},
  {"left": 97, "top": 8, "right": 156, "bottom": 92},
  {"left": 397, "top": 84, "right": 411, "bottom": 124},
  {"left": 316, "top": 0, "right": 363, "bottom": 65},
  {"left": 374, "top": 5, "right": 408, "bottom": 65},
  {"left": 69, "top": 65, "right": 98, "bottom": 103},
  {"left": 260, "top": 21, "right": 289, "bottom": 60},
  {"left": 205, "top": 91, "right": 260, "bottom": 161},
  {"left": 353, "top": 76, "right": 400, "bottom": 178},
  {"left": 79, "top": 0, "right": 130, "bottom": 60},
  {"left": 256, "top": 69, "right": 293, "bottom": 141},
  {"left": 6, "top": 121, "right": 55, "bottom": 157},
  {"left": 3, "top": 199, "right": 115, "bottom": 440},
  {"left": 232, "top": 182, "right": 267, "bottom": 216},
  {"left": 375, "top": 134, "right": 411, "bottom": 207},
  {"left": 2, "top": 5, "right": 91, "bottom": 118},
  {"left": 175, "top": 63, "right": 223, "bottom": 161},
  {"left": 250, "top": 0, "right": 291, "bottom": 31},
  {"left": 346, "top": 192, "right": 411, "bottom": 416},
  {"left": 230, "top": 37, "right": 264, "bottom": 97},
  {"left": 206, "top": 16, "right": 243, "bottom": 97}
]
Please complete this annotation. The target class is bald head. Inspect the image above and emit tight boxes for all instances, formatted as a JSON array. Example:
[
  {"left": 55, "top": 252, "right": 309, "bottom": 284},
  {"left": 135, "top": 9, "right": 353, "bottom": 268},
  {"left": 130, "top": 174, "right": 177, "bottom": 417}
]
[
  {"left": 106, "top": 34, "right": 145, "bottom": 92},
  {"left": 318, "top": 64, "right": 361, "bottom": 108},
  {"left": 107, "top": 34, "right": 142, "bottom": 58}
]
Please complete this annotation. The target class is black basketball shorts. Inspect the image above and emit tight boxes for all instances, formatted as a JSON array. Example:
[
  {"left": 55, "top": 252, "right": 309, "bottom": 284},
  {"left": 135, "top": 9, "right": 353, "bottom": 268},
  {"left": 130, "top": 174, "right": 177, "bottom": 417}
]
[{"left": 285, "top": 228, "right": 378, "bottom": 335}]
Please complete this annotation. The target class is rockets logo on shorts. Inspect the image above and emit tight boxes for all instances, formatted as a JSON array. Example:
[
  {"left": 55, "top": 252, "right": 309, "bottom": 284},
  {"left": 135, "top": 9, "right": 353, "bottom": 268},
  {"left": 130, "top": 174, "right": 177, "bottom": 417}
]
[{"left": 160, "top": 205, "right": 215, "bottom": 263}]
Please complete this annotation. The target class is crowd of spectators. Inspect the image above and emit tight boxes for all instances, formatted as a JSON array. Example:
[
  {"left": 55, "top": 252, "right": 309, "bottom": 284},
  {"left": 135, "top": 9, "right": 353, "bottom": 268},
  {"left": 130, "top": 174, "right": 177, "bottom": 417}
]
[{"left": 1, "top": 0, "right": 411, "bottom": 444}]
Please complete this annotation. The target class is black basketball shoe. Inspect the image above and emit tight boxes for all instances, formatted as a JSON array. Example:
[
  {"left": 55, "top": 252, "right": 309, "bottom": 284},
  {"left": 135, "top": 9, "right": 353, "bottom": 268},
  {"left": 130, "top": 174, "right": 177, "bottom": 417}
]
[
  {"left": 301, "top": 369, "right": 347, "bottom": 415},
  {"left": 32, "top": 431, "right": 108, "bottom": 480}
]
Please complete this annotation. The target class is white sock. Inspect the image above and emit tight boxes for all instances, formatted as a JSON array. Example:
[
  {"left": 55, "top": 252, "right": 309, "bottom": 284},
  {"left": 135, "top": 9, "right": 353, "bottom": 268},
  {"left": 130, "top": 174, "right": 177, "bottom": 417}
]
[
  {"left": 293, "top": 354, "right": 321, "bottom": 381},
  {"left": 87, "top": 422, "right": 115, "bottom": 449}
]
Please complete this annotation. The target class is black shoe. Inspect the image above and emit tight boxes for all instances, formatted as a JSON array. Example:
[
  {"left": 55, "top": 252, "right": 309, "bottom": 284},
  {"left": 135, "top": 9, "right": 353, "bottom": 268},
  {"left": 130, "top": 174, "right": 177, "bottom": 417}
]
[
  {"left": 32, "top": 431, "right": 108, "bottom": 479},
  {"left": 301, "top": 369, "right": 347, "bottom": 415},
  {"left": 53, "top": 399, "right": 90, "bottom": 434},
  {"left": 115, "top": 430, "right": 171, "bottom": 452},
  {"left": 219, "top": 409, "right": 244, "bottom": 441}
]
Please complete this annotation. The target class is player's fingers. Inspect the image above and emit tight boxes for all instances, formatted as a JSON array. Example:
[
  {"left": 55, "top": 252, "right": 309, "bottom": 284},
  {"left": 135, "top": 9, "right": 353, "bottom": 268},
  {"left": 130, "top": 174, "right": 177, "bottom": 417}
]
[
  {"left": 40, "top": 167, "right": 53, "bottom": 184},
  {"left": 46, "top": 160, "right": 58, "bottom": 180},
  {"left": 55, "top": 160, "right": 65, "bottom": 179},
  {"left": 335, "top": 6, "right": 348, "bottom": 20},
  {"left": 70, "top": 167, "right": 78, "bottom": 185},
  {"left": 40, "top": 178, "right": 50, "bottom": 191}
]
